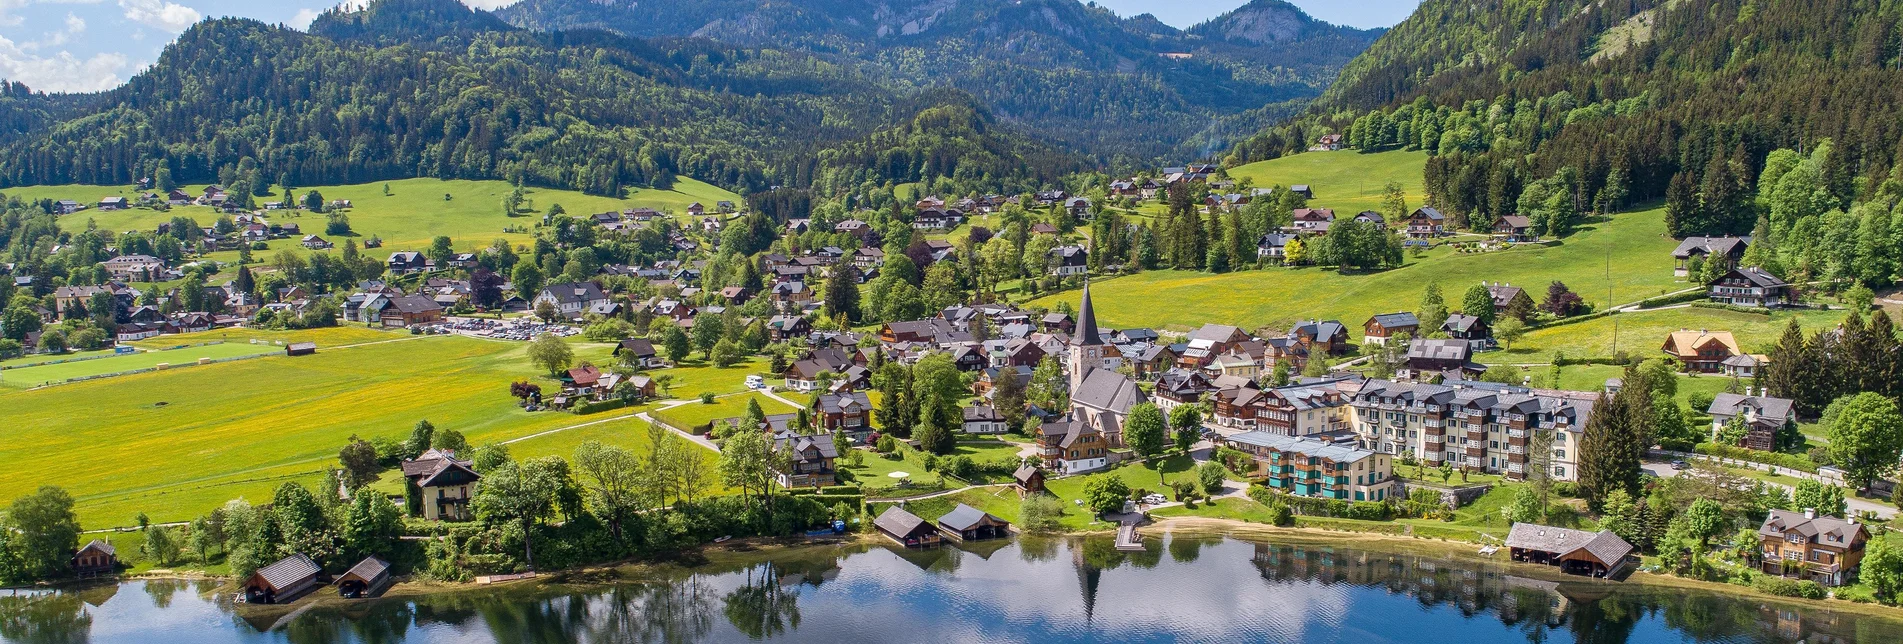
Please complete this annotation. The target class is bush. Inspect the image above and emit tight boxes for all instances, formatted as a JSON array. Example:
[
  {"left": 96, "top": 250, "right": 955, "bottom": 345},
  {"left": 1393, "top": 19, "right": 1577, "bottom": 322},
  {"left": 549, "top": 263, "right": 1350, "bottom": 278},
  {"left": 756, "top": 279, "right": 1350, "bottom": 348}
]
[
  {"left": 1693, "top": 442, "right": 1819, "bottom": 473},
  {"left": 1021, "top": 494, "right": 1064, "bottom": 532},
  {"left": 1752, "top": 575, "right": 1826, "bottom": 599},
  {"left": 820, "top": 485, "right": 861, "bottom": 495},
  {"left": 698, "top": 392, "right": 716, "bottom": 404},
  {"left": 571, "top": 399, "right": 628, "bottom": 415},
  {"left": 1552, "top": 481, "right": 1578, "bottom": 498},
  {"left": 1346, "top": 501, "right": 1391, "bottom": 521},
  {"left": 1267, "top": 502, "right": 1294, "bottom": 527}
]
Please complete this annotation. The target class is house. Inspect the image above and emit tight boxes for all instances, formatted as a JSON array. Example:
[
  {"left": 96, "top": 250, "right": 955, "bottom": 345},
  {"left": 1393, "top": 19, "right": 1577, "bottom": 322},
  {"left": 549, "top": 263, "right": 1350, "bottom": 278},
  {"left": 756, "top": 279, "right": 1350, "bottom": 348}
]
[
  {"left": 102, "top": 254, "right": 165, "bottom": 282},
  {"left": 1505, "top": 523, "right": 1634, "bottom": 578},
  {"left": 1710, "top": 267, "right": 1789, "bottom": 308},
  {"left": 1049, "top": 245, "right": 1089, "bottom": 276},
  {"left": 770, "top": 281, "right": 812, "bottom": 306},
  {"left": 1757, "top": 509, "right": 1869, "bottom": 586},
  {"left": 874, "top": 506, "right": 942, "bottom": 547},
  {"left": 1721, "top": 353, "right": 1770, "bottom": 379},
  {"left": 613, "top": 338, "right": 661, "bottom": 368},
  {"left": 1442, "top": 314, "right": 1492, "bottom": 352},
  {"left": 1708, "top": 392, "right": 1796, "bottom": 451},
  {"left": 1256, "top": 232, "right": 1295, "bottom": 261},
  {"left": 1153, "top": 369, "right": 1219, "bottom": 415},
  {"left": 1209, "top": 351, "right": 1259, "bottom": 378},
  {"left": 71, "top": 539, "right": 116, "bottom": 577},
  {"left": 1038, "top": 418, "right": 1109, "bottom": 475},
  {"left": 286, "top": 342, "right": 317, "bottom": 357},
  {"left": 771, "top": 433, "right": 838, "bottom": 488},
  {"left": 1362, "top": 313, "right": 1419, "bottom": 346},
  {"left": 814, "top": 392, "right": 874, "bottom": 433},
  {"left": 1404, "top": 339, "right": 1486, "bottom": 381},
  {"left": 567, "top": 364, "right": 602, "bottom": 391},
  {"left": 387, "top": 251, "right": 428, "bottom": 275},
  {"left": 533, "top": 282, "right": 610, "bottom": 319},
  {"left": 337, "top": 556, "right": 392, "bottom": 599},
  {"left": 686, "top": 202, "right": 705, "bottom": 216},
  {"left": 1492, "top": 215, "right": 1535, "bottom": 242},
  {"left": 98, "top": 196, "right": 129, "bottom": 210},
  {"left": 1661, "top": 329, "right": 1742, "bottom": 373},
  {"left": 401, "top": 449, "right": 480, "bottom": 521},
  {"left": 244, "top": 553, "right": 321, "bottom": 604},
  {"left": 937, "top": 504, "right": 1011, "bottom": 542},
  {"left": 1316, "top": 134, "right": 1343, "bottom": 151},
  {"left": 1063, "top": 196, "right": 1093, "bottom": 218},
  {"left": 1013, "top": 465, "right": 1046, "bottom": 496},
  {"left": 374, "top": 295, "right": 443, "bottom": 327},
  {"left": 53, "top": 200, "right": 83, "bottom": 214},
  {"left": 1485, "top": 282, "right": 1533, "bottom": 316},
  {"left": 301, "top": 235, "right": 333, "bottom": 250},
  {"left": 1070, "top": 368, "right": 1147, "bottom": 447},
  {"left": 1290, "top": 208, "right": 1335, "bottom": 233},
  {"left": 767, "top": 315, "right": 812, "bottom": 342},
  {"left": 1290, "top": 185, "right": 1313, "bottom": 198},
  {"left": 1672, "top": 236, "right": 1750, "bottom": 276},
  {"left": 1223, "top": 431, "right": 1394, "bottom": 501},
  {"left": 962, "top": 405, "right": 1008, "bottom": 434},
  {"left": 1405, "top": 208, "right": 1446, "bottom": 239}
]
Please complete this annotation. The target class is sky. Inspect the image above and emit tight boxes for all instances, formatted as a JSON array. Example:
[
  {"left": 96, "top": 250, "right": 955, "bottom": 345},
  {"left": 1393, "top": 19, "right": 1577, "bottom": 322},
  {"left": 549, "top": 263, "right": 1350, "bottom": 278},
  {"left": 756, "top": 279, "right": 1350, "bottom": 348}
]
[{"left": 0, "top": 0, "right": 1420, "bottom": 94}]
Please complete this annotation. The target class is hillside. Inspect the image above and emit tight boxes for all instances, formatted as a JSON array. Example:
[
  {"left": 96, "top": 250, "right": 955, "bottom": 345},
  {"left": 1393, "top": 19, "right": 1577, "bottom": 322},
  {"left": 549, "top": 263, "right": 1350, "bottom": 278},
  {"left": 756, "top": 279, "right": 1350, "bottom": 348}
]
[
  {"left": 0, "top": 0, "right": 1080, "bottom": 200},
  {"left": 495, "top": 0, "right": 1383, "bottom": 161},
  {"left": 1231, "top": 0, "right": 1903, "bottom": 247}
]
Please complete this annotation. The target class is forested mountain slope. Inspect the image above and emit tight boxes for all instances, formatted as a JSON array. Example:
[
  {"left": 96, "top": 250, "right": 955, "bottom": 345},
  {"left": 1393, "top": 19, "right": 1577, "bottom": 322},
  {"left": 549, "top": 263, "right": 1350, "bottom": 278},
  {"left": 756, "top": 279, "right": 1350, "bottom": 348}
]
[
  {"left": 1232, "top": 0, "right": 1903, "bottom": 245},
  {"left": 0, "top": 0, "right": 1074, "bottom": 198},
  {"left": 495, "top": 0, "right": 1383, "bottom": 162}
]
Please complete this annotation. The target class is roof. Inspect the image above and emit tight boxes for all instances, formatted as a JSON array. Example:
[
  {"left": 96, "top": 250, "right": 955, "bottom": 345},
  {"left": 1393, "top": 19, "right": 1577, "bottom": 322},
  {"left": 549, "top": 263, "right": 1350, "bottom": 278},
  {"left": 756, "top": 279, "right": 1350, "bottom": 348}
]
[
  {"left": 963, "top": 405, "right": 1003, "bottom": 421},
  {"left": 78, "top": 538, "right": 115, "bottom": 557},
  {"left": 1759, "top": 509, "right": 1867, "bottom": 544},
  {"left": 342, "top": 556, "right": 391, "bottom": 582},
  {"left": 1664, "top": 329, "right": 1741, "bottom": 357},
  {"left": 388, "top": 295, "right": 441, "bottom": 314},
  {"left": 1014, "top": 465, "right": 1042, "bottom": 484},
  {"left": 253, "top": 553, "right": 320, "bottom": 590},
  {"left": 1504, "top": 523, "right": 1633, "bottom": 565},
  {"left": 1728, "top": 267, "right": 1788, "bottom": 288},
  {"left": 417, "top": 459, "right": 482, "bottom": 488},
  {"left": 937, "top": 503, "right": 1006, "bottom": 531},
  {"left": 1407, "top": 338, "right": 1471, "bottom": 362},
  {"left": 874, "top": 506, "right": 933, "bottom": 537},
  {"left": 1496, "top": 215, "right": 1532, "bottom": 229},
  {"left": 1225, "top": 431, "right": 1375, "bottom": 464},
  {"left": 1412, "top": 207, "right": 1445, "bottom": 221},
  {"left": 616, "top": 337, "right": 656, "bottom": 357},
  {"left": 774, "top": 433, "right": 839, "bottom": 461},
  {"left": 1367, "top": 312, "right": 1419, "bottom": 330},
  {"left": 1070, "top": 281, "right": 1104, "bottom": 347},
  {"left": 1443, "top": 314, "right": 1485, "bottom": 333},
  {"left": 1708, "top": 393, "right": 1794, "bottom": 425},
  {"left": 1072, "top": 369, "right": 1146, "bottom": 414},
  {"left": 1672, "top": 236, "right": 1749, "bottom": 259}
]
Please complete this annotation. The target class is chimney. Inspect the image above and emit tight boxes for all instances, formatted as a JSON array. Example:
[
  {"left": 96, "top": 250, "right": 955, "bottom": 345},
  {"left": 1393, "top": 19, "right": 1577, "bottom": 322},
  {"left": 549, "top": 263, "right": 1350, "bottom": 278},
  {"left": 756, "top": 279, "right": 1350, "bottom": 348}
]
[{"left": 1804, "top": 508, "right": 1816, "bottom": 520}]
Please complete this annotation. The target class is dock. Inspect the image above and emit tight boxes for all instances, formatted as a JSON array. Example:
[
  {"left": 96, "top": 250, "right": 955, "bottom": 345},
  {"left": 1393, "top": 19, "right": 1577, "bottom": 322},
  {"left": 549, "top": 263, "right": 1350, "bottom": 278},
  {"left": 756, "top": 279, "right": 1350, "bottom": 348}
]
[{"left": 1115, "top": 524, "right": 1144, "bottom": 551}]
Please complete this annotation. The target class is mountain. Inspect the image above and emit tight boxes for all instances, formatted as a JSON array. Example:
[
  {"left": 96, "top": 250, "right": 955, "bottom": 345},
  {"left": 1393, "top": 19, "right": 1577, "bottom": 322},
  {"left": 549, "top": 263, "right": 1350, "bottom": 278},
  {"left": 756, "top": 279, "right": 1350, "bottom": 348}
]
[
  {"left": 0, "top": 0, "right": 1079, "bottom": 198},
  {"left": 1232, "top": 0, "right": 1903, "bottom": 238},
  {"left": 494, "top": 0, "right": 1382, "bottom": 162}
]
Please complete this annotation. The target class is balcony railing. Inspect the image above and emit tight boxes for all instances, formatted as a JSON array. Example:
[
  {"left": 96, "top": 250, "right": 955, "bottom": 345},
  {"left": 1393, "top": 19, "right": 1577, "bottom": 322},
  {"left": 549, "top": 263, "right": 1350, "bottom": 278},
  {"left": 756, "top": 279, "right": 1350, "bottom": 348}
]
[{"left": 1507, "top": 428, "right": 1526, "bottom": 438}]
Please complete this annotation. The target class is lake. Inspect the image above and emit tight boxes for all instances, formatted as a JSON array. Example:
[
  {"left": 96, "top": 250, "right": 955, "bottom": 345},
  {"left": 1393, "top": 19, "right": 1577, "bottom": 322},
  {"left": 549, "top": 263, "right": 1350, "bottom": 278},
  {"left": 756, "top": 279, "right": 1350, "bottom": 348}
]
[{"left": 2, "top": 533, "right": 1898, "bottom": 643}]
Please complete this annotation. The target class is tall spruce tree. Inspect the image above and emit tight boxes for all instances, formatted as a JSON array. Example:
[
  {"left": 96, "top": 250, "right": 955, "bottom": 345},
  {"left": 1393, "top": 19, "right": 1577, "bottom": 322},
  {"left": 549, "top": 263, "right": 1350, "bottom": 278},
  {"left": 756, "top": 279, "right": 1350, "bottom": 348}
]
[
  {"left": 1763, "top": 319, "right": 1807, "bottom": 403},
  {"left": 1578, "top": 366, "right": 1650, "bottom": 510}
]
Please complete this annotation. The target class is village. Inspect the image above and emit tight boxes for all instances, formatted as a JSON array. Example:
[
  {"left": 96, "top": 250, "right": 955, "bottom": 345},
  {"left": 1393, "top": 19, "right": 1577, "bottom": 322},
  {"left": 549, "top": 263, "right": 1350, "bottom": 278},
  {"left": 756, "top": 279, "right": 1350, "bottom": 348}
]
[{"left": 1, "top": 140, "right": 1899, "bottom": 616}]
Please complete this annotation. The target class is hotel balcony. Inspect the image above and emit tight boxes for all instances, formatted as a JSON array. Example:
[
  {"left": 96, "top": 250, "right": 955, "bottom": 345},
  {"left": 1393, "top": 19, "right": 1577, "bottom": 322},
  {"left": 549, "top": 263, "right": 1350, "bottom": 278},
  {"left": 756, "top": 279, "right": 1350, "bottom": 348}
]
[{"left": 1507, "top": 428, "right": 1526, "bottom": 438}]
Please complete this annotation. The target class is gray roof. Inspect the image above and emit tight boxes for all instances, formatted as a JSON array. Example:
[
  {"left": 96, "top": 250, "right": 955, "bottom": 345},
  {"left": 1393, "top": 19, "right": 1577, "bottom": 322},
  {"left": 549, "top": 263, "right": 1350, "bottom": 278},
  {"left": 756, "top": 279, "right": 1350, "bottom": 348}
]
[
  {"left": 1759, "top": 509, "right": 1866, "bottom": 544},
  {"left": 1504, "top": 523, "right": 1633, "bottom": 565},
  {"left": 1443, "top": 313, "right": 1485, "bottom": 333},
  {"left": 1407, "top": 338, "right": 1471, "bottom": 362},
  {"left": 342, "top": 556, "right": 391, "bottom": 582},
  {"left": 774, "top": 433, "right": 840, "bottom": 462},
  {"left": 1014, "top": 465, "right": 1041, "bottom": 484},
  {"left": 963, "top": 405, "right": 1003, "bottom": 422},
  {"left": 1672, "top": 236, "right": 1750, "bottom": 260},
  {"left": 1367, "top": 312, "right": 1419, "bottom": 330},
  {"left": 1729, "top": 267, "right": 1788, "bottom": 288},
  {"left": 254, "top": 553, "right": 320, "bottom": 590},
  {"left": 78, "top": 538, "right": 115, "bottom": 557},
  {"left": 1188, "top": 323, "right": 1245, "bottom": 344},
  {"left": 1071, "top": 369, "right": 1146, "bottom": 414},
  {"left": 874, "top": 506, "right": 932, "bottom": 537},
  {"left": 1071, "top": 282, "right": 1104, "bottom": 347},
  {"left": 1708, "top": 393, "right": 1794, "bottom": 425},
  {"left": 1225, "top": 431, "right": 1375, "bottom": 464},
  {"left": 937, "top": 503, "right": 1006, "bottom": 532}
]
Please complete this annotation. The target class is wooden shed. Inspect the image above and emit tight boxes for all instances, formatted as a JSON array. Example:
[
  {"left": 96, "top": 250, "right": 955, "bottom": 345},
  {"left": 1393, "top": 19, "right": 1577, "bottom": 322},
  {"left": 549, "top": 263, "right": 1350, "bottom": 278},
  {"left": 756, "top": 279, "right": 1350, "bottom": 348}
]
[
  {"left": 286, "top": 341, "right": 317, "bottom": 356},
  {"left": 244, "top": 553, "right": 321, "bottom": 604},
  {"left": 337, "top": 556, "right": 392, "bottom": 598},
  {"left": 874, "top": 506, "right": 941, "bottom": 548},
  {"left": 937, "top": 504, "right": 1011, "bottom": 542},
  {"left": 71, "top": 539, "right": 116, "bottom": 577},
  {"left": 1505, "top": 523, "right": 1634, "bottom": 578}
]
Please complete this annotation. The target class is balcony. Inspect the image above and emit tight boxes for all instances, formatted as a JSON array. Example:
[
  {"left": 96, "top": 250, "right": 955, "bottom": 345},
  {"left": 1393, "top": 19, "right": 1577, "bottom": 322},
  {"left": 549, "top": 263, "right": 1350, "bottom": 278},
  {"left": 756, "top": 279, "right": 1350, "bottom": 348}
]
[
  {"left": 1507, "top": 428, "right": 1526, "bottom": 438},
  {"left": 1425, "top": 434, "right": 1442, "bottom": 444},
  {"left": 1508, "top": 414, "right": 1526, "bottom": 422},
  {"left": 1424, "top": 420, "right": 1441, "bottom": 428},
  {"left": 1508, "top": 446, "right": 1525, "bottom": 455}
]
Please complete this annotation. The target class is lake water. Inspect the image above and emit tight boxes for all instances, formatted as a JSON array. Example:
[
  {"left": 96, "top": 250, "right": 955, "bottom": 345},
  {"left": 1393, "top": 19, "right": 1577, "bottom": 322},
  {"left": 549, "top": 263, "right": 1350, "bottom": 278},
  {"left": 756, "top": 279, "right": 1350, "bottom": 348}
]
[{"left": 3, "top": 534, "right": 1899, "bottom": 643}]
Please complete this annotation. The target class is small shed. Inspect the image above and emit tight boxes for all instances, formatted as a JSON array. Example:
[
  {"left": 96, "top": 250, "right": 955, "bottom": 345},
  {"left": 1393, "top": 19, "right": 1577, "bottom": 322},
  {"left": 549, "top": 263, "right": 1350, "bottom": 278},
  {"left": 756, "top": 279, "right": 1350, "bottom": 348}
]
[
  {"left": 1505, "top": 523, "right": 1634, "bottom": 578},
  {"left": 1013, "top": 465, "right": 1046, "bottom": 496},
  {"left": 245, "top": 553, "right": 321, "bottom": 604},
  {"left": 337, "top": 556, "right": 392, "bottom": 599},
  {"left": 937, "top": 504, "right": 1011, "bottom": 542},
  {"left": 874, "top": 506, "right": 941, "bottom": 548},
  {"left": 71, "top": 539, "right": 116, "bottom": 577},
  {"left": 286, "top": 341, "right": 317, "bottom": 356}
]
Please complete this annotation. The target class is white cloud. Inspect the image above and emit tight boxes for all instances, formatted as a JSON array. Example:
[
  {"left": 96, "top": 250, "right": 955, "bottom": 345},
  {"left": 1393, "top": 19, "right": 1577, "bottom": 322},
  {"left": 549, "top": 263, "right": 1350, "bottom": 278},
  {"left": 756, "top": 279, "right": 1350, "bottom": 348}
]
[
  {"left": 291, "top": 7, "right": 320, "bottom": 29},
  {"left": 0, "top": 33, "right": 127, "bottom": 92},
  {"left": 64, "top": 12, "right": 84, "bottom": 32},
  {"left": 34, "top": 12, "right": 86, "bottom": 48},
  {"left": 119, "top": 0, "right": 200, "bottom": 32},
  {"left": 459, "top": 0, "right": 522, "bottom": 10}
]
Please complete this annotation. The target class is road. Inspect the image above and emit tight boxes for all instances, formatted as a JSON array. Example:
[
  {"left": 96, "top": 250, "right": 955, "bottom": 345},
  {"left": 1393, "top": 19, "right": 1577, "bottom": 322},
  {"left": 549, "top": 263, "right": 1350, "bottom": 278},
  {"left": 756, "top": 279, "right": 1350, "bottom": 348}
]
[{"left": 1642, "top": 460, "right": 1895, "bottom": 520}]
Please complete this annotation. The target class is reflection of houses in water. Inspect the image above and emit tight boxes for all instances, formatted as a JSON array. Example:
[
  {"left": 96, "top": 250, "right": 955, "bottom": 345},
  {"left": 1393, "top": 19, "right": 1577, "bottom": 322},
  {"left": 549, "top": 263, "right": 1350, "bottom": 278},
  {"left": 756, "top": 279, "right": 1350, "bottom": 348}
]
[{"left": 1248, "top": 542, "right": 1572, "bottom": 624}]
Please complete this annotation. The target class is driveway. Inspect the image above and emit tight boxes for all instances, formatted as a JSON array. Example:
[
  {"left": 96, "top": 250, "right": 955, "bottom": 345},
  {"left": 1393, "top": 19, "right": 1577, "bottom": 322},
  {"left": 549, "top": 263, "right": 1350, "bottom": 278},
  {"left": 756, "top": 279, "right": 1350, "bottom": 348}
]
[{"left": 1643, "top": 460, "right": 1894, "bottom": 519}]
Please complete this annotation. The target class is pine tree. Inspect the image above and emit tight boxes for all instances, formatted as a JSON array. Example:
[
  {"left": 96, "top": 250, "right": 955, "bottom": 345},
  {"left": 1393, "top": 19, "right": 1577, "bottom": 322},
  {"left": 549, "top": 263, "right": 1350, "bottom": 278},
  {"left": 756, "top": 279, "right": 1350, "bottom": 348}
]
[
  {"left": 1763, "top": 319, "right": 1806, "bottom": 402},
  {"left": 1578, "top": 367, "right": 1648, "bottom": 510}
]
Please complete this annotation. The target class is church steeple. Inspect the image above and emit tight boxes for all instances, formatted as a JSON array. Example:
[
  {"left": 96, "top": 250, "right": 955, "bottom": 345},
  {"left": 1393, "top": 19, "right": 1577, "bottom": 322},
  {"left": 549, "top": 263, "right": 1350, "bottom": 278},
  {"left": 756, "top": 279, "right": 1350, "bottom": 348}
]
[
  {"left": 1068, "top": 279, "right": 1104, "bottom": 392},
  {"left": 1070, "top": 279, "right": 1103, "bottom": 347}
]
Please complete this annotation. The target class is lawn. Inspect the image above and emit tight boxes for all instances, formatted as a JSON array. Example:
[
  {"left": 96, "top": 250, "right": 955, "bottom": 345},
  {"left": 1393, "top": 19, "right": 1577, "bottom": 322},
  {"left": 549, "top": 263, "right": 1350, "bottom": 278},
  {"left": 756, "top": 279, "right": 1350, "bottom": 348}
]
[
  {"left": 0, "top": 342, "right": 284, "bottom": 389},
  {"left": 1029, "top": 205, "right": 1684, "bottom": 335},
  {"left": 0, "top": 334, "right": 735, "bottom": 527},
  {"left": 1482, "top": 307, "right": 1845, "bottom": 364},
  {"left": 1552, "top": 363, "right": 1745, "bottom": 410},
  {"left": 1226, "top": 149, "right": 1430, "bottom": 214},
  {"left": 652, "top": 391, "right": 799, "bottom": 432},
  {"left": 127, "top": 325, "right": 403, "bottom": 350},
  {"left": 843, "top": 441, "right": 1026, "bottom": 493},
  {"left": 32, "top": 176, "right": 740, "bottom": 262}
]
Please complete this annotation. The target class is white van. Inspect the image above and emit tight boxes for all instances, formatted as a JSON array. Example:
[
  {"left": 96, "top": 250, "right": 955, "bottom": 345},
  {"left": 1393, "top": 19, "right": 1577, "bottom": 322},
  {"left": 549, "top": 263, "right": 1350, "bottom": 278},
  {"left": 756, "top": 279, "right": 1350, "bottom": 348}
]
[{"left": 745, "top": 375, "right": 766, "bottom": 390}]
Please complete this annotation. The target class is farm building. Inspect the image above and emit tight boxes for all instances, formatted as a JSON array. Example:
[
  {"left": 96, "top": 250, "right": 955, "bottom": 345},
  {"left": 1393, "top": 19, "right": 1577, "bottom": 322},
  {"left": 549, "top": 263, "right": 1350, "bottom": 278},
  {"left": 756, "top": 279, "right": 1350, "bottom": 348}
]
[
  {"left": 337, "top": 556, "right": 392, "bottom": 598},
  {"left": 244, "top": 553, "right": 321, "bottom": 604},
  {"left": 71, "top": 539, "right": 116, "bottom": 577}
]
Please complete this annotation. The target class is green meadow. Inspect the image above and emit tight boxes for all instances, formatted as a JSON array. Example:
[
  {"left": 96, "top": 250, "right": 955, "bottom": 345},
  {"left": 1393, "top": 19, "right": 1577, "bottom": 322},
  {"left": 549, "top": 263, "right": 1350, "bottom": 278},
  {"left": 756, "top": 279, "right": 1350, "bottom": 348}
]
[
  {"left": 1032, "top": 204, "right": 1685, "bottom": 336},
  {"left": 1481, "top": 307, "right": 1849, "bottom": 365},
  {"left": 0, "top": 334, "right": 763, "bottom": 527},
  {"left": 1226, "top": 149, "right": 1430, "bottom": 214},
  {"left": 29, "top": 176, "right": 739, "bottom": 260}
]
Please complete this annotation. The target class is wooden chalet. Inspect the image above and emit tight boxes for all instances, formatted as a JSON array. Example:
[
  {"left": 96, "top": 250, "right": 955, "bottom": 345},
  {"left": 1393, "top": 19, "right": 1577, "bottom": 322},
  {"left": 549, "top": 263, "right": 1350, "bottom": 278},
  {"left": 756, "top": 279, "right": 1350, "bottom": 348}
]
[
  {"left": 286, "top": 341, "right": 317, "bottom": 357},
  {"left": 337, "top": 556, "right": 392, "bottom": 598},
  {"left": 1013, "top": 465, "right": 1046, "bottom": 496},
  {"left": 71, "top": 539, "right": 116, "bottom": 577},
  {"left": 936, "top": 504, "right": 1011, "bottom": 542},
  {"left": 1362, "top": 312, "right": 1419, "bottom": 346},
  {"left": 1505, "top": 524, "right": 1633, "bottom": 578},
  {"left": 1758, "top": 509, "right": 1870, "bottom": 586},
  {"left": 874, "top": 506, "right": 942, "bottom": 547},
  {"left": 244, "top": 553, "right": 322, "bottom": 604},
  {"left": 401, "top": 449, "right": 481, "bottom": 521}
]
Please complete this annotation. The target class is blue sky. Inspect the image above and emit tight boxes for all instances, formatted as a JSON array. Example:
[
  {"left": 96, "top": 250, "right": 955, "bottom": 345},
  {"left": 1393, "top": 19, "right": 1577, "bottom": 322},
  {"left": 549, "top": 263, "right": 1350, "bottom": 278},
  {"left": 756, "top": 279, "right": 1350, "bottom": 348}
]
[{"left": 0, "top": 0, "right": 1419, "bottom": 93}]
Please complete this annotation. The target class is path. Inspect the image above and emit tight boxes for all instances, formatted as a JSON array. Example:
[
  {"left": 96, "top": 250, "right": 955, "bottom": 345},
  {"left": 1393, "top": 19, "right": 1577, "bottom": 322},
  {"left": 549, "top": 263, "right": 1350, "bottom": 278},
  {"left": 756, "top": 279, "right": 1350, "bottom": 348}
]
[
  {"left": 1644, "top": 461, "right": 1895, "bottom": 522},
  {"left": 633, "top": 389, "right": 771, "bottom": 453}
]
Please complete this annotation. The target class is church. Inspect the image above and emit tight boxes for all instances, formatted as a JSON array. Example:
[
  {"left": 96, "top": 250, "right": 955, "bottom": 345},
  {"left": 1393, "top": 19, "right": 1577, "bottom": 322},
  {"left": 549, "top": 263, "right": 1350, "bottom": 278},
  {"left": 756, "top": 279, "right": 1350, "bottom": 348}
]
[{"left": 1036, "top": 281, "right": 1147, "bottom": 474}]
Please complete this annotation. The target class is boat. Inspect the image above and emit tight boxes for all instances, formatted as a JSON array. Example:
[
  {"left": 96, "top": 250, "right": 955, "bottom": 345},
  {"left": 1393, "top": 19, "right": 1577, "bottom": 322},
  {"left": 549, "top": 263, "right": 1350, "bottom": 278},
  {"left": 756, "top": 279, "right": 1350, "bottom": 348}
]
[{"left": 714, "top": 535, "right": 732, "bottom": 543}]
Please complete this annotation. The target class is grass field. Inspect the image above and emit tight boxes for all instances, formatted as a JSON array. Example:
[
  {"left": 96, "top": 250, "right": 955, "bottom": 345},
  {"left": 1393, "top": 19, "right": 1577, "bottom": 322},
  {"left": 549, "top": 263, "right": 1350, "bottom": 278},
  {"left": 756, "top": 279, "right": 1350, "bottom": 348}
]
[
  {"left": 1031, "top": 205, "right": 1684, "bottom": 335},
  {"left": 29, "top": 176, "right": 740, "bottom": 262},
  {"left": 1482, "top": 307, "right": 1846, "bottom": 364},
  {"left": 0, "top": 334, "right": 760, "bottom": 527},
  {"left": 1227, "top": 149, "right": 1430, "bottom": 214},
  {"left": 0, "top": 342, "right": 283, "bottom": 389},
  {"left": 844, "top": 442, "right": 1025, "bottom": 493},
  {"left": 127, "top": 325, "right": 403, "bottom": 350},
  {"left": 652, "top": 391, "right": 799, "bottom": 432}
]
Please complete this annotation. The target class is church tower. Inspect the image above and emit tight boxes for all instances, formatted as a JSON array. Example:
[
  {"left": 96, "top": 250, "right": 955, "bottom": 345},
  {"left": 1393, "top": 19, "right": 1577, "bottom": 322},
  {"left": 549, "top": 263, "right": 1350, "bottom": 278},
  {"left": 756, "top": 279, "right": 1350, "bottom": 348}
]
[{"left": 1068, "top": 279, "right": 1105, "bottom": 391}]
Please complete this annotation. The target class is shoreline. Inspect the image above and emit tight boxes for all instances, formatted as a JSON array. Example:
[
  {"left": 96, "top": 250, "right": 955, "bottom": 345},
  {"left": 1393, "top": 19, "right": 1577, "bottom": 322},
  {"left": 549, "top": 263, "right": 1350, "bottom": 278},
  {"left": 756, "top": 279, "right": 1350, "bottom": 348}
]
[{"left": 48, "top": 517, "right": 1903, "bottom": 624}]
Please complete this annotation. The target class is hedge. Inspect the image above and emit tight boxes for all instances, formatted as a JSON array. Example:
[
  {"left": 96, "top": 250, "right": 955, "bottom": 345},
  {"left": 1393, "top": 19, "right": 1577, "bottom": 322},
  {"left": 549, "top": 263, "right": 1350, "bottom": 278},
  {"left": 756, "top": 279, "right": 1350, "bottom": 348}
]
[
  {"left": 1634, "top": 289, "right": 1709, "bottom": 309},
  {"left": 1528, "top": 308, "right": 1619, "bottom": 332},
  {"left": 1692, "top": 442, "right": 1820, "bottom": 473},
  {"left": 820, "top": 485, "right": 861, "bottom": 495},
  {"left": 1752, "top": 575, "right": 1826, "bottom": 599},
  {"left": 573, "top": 399, "right": 631, "bottom": 415},
  {"left": 1248, "top": 485, "right": 1392, "bottom": 521},
  {"left": 1690, "top": 301, "right": 1773, "bottom": 316}
]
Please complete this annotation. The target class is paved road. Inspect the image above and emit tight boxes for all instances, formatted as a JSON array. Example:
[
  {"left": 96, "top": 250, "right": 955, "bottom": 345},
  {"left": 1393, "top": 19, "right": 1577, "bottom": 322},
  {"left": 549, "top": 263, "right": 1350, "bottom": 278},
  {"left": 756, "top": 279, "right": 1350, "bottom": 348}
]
[{"left": 1642, "top": 460, "right": 1895, "bottom": 519}]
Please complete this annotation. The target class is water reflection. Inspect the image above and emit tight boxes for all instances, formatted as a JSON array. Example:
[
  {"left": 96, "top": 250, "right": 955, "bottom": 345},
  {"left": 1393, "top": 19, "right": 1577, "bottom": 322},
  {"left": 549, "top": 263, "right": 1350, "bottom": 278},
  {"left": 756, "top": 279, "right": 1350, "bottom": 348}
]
[{"left": 1, "top": 534, "right": 1897, "bottom": 643}]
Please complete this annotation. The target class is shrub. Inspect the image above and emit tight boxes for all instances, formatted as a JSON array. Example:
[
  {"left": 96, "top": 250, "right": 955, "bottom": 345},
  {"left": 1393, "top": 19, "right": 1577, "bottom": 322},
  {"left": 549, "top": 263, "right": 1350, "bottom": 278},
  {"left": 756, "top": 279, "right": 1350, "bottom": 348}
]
[
  {"left": 1021, "top": 494, "right": 1064, "bottom": 532},
  {"left": 699, "top": 392, "right": 716, "bottom": 404},
  {"left": 1267, "top": 502, "right": 1294, "bottom": 527},
  {"left": 1752, "top": 575, "right": 1826, "bottom": 599},
  {"left": 1552, "top": 481, "right": 1578, "bottom": 498}
]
